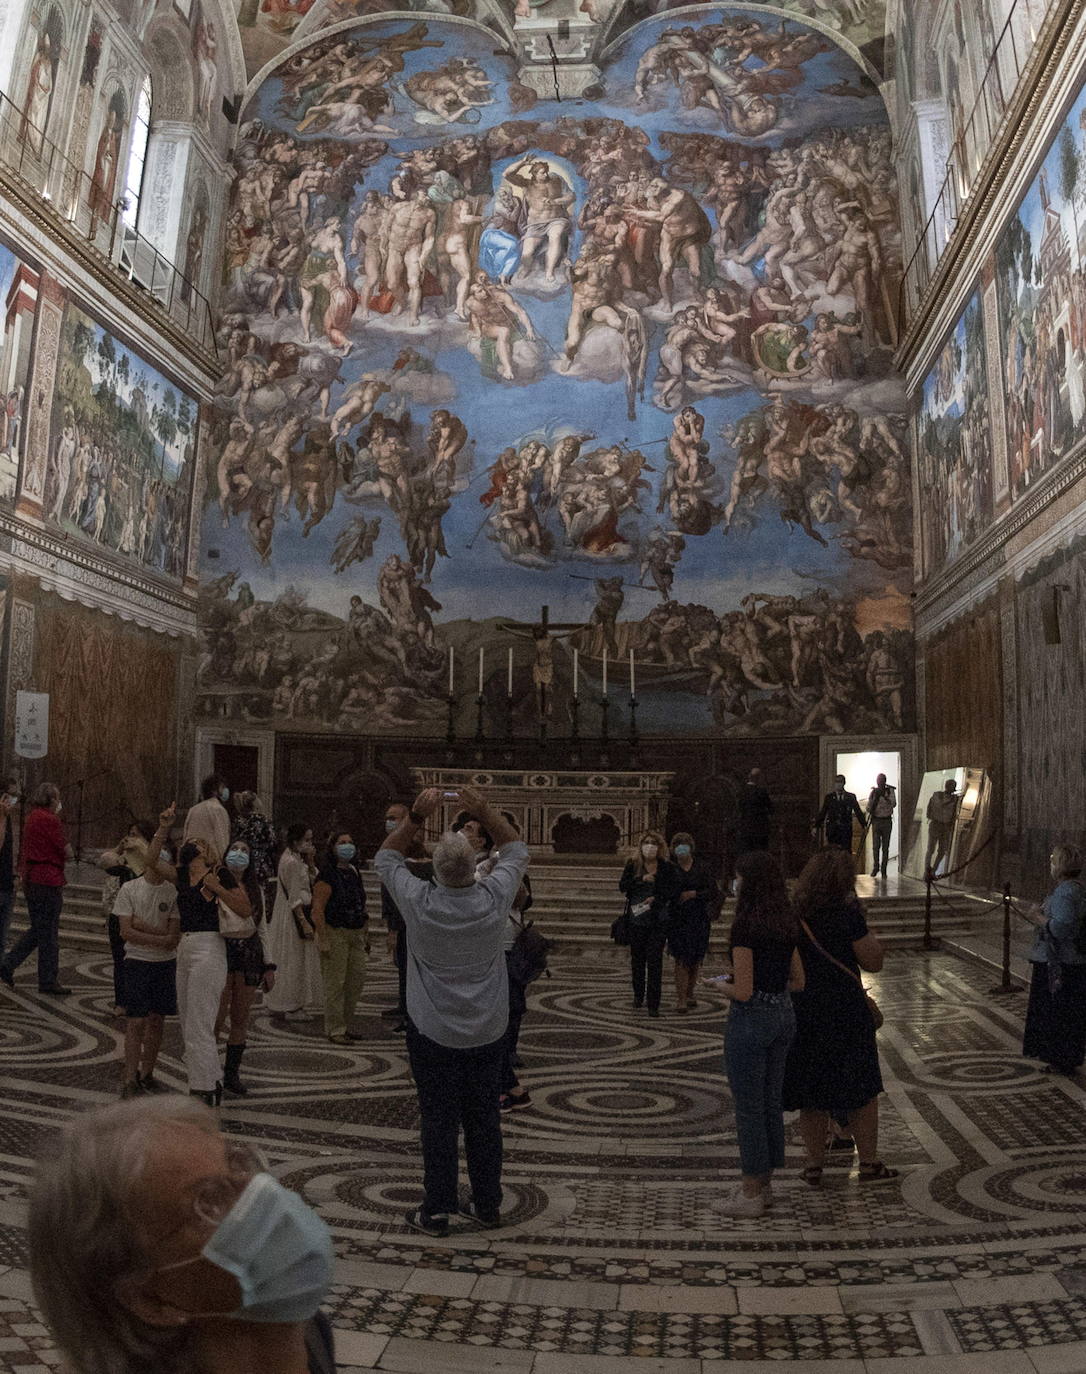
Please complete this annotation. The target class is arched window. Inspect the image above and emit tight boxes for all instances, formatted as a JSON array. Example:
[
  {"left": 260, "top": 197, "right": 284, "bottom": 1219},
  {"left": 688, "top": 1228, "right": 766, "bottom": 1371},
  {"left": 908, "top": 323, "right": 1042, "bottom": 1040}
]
[{"left": 121, "top": 76, "right": 152, "bottom": 231}]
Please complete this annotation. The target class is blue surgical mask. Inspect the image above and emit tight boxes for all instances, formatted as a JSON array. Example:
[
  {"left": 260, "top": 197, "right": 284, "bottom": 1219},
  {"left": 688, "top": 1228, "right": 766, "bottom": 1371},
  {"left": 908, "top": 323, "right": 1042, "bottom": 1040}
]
[
  {"left": 219, "top": 787, "right": 230, "bottom": 803},
  {"left": 161, "top": 1173, "right": 333, "bottom": 1323},
  {"left": 226, "top": 849, "right": 249, "bottom": 871},
  {"left": 674, "top": 844, "right": 692, "bottom": 858},
  {"left": 335, "top": 842, "right": 356, "bottom": 861},
  {"left": 160, "top": 849, "right": 172, "bottom": 865},
  {"left": 385, "top": 818, "right": 398, "bottom": 832}
]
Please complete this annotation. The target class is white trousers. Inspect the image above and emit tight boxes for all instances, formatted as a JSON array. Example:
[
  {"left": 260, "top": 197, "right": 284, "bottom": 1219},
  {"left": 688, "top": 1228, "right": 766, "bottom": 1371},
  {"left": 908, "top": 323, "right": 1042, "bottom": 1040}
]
[{"left": 177, "top": 932, "right": 227, "bottom": 1093}]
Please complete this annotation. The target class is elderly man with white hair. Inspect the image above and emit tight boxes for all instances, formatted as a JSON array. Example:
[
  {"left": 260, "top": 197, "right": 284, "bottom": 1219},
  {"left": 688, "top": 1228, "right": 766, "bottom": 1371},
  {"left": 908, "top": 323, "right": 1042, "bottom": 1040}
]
[{"left": 375, "top": 785, "right": 529, "bottom": 1237}]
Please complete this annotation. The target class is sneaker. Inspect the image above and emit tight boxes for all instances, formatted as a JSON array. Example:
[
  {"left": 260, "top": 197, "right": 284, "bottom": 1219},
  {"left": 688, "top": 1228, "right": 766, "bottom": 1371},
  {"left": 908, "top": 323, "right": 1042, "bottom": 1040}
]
[
  {"left": 648, "top": 1008, "right": 660, "bottom": 1018},
  {"left": 39, "top": 984, "right": 72, "bottom": 996},
  {"left": 327, "top": 1034, "right": 351, "bottom": 1045},
  {"left": 509, "top": 1090, "right": 532, "bottom": 1109},
  {"left": 458, "top": 1200, "right": 500, "bottom": 1229},
  {"left": 120, "top": 1080, "right": 144, "bottom": 1100},
  {"left": 404, "top": 1207, "right": 449, "bottom": 1238},
  {"left": 714, "top": 1184, "right": 765, "bottom": 1218},
  {"left": 139, "top": 1074, "right": 169, "bottom": 1094}
]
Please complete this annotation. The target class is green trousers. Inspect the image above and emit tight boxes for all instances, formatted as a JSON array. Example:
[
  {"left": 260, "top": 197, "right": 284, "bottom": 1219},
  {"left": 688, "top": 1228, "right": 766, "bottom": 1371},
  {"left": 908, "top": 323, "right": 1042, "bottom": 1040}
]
[{"left": 320, "top": 926, "right": 368, "bottom": 1038}]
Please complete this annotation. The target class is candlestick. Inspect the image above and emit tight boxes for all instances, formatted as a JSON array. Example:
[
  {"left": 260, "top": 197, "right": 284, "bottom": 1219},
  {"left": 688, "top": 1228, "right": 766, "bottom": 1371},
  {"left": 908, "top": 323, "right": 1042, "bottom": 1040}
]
[
  {"left": 475, "top": 693, "right": 485, "bottom": 743},
  {"left": 507, "top": 646, "right": 513, "bottom": 696},
  {"left": 629, "top": 648, "right": 635, "bottom": 698},
  {"left": 448, "top": 645, "right": 455, "bottom": 696},
  {"left": 478, "top": 646, "right": 484, "bottom": 695},
  {"left": 599, "top": 691, "right": 610, "bottom": 768},
  {"left": 602, "top": 648, "right": 608, "bottom": 697},
  {"left": 628, "top": 695, "right": 640, "bottom": 752},
  {"left": 446, "top": 693, "right": 456, "bottom": 748},
  {"left": 573, "top": 647, "right": 579, "bottom": 698}
]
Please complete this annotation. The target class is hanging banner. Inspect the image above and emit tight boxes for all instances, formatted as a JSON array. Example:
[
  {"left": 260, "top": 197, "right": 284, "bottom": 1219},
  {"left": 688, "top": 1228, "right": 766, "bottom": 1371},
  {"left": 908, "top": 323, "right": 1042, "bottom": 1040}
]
[{"left": 14, "top": 691, "right": 49, "bottom": 759}]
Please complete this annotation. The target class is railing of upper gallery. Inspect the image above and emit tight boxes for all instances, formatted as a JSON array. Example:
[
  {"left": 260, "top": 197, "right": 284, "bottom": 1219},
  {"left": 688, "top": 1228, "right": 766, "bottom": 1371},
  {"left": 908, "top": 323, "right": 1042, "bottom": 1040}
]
[
  {"left": 0, "top": 89, "right": 217, "bottom": 358},
  {"left": 899, "top": 0, "right": 1050, "bottom": 332}
]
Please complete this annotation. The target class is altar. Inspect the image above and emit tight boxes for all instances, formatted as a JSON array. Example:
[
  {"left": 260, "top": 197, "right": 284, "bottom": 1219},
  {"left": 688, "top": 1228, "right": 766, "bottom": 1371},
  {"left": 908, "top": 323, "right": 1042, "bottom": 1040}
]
[{"left": 410, "top": 767, "right": 675, "bottom": 855}]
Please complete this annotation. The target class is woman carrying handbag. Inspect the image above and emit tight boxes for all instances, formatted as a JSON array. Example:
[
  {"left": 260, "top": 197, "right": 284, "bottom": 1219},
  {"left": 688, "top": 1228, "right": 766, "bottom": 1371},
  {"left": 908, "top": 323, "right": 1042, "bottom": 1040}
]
[{"left": 781, "top": 849, "right": 897, "bottom": 1186}]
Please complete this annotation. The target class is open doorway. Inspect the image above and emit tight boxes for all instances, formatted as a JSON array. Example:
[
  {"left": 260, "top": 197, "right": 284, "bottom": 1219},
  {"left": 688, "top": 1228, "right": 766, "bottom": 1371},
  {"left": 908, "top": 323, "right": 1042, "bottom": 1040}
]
[{"left": 834, "top": 749, "right": 902, "bottom": 878}]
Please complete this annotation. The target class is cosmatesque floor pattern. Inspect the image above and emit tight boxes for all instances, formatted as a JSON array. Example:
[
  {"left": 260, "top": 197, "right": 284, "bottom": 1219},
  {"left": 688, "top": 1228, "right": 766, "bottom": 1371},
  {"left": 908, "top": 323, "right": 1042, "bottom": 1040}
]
[{"left": 1, "top": 944, "right": 1086, "bottom": 1372}]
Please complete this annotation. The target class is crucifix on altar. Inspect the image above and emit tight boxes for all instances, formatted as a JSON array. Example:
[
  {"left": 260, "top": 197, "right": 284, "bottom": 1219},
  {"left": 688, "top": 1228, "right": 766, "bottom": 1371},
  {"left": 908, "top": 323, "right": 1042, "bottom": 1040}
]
[{"left": 502, "top": 604, "right": 582, "bottom": 737}]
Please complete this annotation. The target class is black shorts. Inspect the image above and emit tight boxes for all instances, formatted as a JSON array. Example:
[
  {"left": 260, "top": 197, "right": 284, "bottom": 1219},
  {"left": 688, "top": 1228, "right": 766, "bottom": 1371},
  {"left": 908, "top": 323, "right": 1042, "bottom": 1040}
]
[
  {"left": 123, "top": 959, "right": 178, "bottom": 1019},
  {"left": 226, "top": 933, "right": 266, "bottom": 986}
]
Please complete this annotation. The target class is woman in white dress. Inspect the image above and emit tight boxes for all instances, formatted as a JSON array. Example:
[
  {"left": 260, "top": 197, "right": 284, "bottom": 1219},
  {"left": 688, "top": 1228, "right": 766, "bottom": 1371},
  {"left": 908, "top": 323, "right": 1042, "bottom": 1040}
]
[{"left": 267, "top": 823, "right": 322, "bottom": 1020}]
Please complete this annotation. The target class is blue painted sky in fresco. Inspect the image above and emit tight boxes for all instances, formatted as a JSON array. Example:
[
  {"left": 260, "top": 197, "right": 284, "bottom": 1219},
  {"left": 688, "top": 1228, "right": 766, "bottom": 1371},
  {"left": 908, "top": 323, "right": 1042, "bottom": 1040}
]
[{"left": 208, "top": 11, "right": 895, "bottom": 645}]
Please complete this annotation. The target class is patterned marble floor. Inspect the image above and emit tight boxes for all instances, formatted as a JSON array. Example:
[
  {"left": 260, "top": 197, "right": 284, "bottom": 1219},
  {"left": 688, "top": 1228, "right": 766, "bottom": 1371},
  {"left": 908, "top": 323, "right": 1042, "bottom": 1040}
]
[{"left": 0, "top": 941, "right": 1084, "bottom": 1373}]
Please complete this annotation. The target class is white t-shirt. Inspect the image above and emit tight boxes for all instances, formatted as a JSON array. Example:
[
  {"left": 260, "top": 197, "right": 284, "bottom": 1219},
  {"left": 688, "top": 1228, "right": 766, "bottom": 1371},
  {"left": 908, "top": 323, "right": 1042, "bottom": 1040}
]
[{"left": 113, "top": 876, "right": 180, "bottom": 963}]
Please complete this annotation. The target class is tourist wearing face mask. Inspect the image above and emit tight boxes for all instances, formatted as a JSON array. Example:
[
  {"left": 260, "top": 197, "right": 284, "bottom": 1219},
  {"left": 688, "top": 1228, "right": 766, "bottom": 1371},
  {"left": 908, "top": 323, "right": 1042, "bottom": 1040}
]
[
  {"left": 311, "top": 831, "right": 368, "bottom": 1044},
  {"left": 379, "top": 802, "right": 430, "bottom": 1030},
  {"left": 666, "top": 832, "right": 721, "bottom": 1012},
  {"left": 98, "top": 821, "right": 157, "bottom": 1018},
  {"left": 618, "top": 831, "right": 680, "bottom": 1017},
  {"left": 267, "top": 824, "right": 322, "bottom": 1024},
  {"left": 0, "top": 781, "right": 71, "bottom": 996},
  {"left": 216, "top": 840, "right": 276, "bottom": 1096},
  {"left": 813, "top": 775, "right": 865, "bottom": 851},
  {"left": 231, "top": 792, "right": 276, "bottom": 907},
  {"left": 0, "top": 777, "right": 20, "bottom": 963},
  {"left": 113, "top": 850, "right": 180, "bottom": 1099},
  {"left": 145, "top": 804, "right": 252, "bottom": 1106},
  {"left": 28, "top": 1096, "right": 337, "bottom": 1374},
  {"left": 182, "top": 775, "right": 232, "bottom": 867}
]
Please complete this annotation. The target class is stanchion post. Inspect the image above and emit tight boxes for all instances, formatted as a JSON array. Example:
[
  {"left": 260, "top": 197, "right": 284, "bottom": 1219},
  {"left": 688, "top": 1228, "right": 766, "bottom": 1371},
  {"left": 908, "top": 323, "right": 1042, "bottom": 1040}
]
[
  {"left": 990, "top": 882, "right": 1014, "bottom": 994},
  {"left": 923, "top": 866, "right": 934, "bottom": 950}
]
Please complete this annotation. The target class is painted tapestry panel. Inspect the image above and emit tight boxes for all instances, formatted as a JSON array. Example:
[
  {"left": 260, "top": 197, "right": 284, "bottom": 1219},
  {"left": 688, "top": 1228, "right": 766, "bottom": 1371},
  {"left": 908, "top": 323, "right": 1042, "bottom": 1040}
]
[
  {"left": 202, "top": 8, "right": 913, "bottom": 737},
  {"left": 994, "top": 91, "right": 1086, "bottom": 503},
  {"left": 44, "top": 302, "right": 198, "bottom": 580},
  {"left": 916, "top": 290, "right": 991, "bottom": 574}
]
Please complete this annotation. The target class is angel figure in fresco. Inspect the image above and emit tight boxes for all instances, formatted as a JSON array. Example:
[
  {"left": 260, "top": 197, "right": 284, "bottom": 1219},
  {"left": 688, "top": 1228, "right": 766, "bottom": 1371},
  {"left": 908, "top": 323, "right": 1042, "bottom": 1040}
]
[
  {"left": 403, "top": 58, "right": 495, "bottom": 124},
  {"left": 332, "top": 515, "right": 382, "bottom": 573},
  {"left": 465, "top": 274, "right": 538, "bottom": 383}
]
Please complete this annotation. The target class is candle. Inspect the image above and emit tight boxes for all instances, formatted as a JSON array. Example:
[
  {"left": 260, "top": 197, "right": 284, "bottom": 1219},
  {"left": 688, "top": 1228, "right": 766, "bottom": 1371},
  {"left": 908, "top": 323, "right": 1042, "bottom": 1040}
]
[
  {"left": 478, "top": 646, "right": 484, "bottom": 695},
  {"left": 629, "top": 648, "right": 635, "bottom": 698},
  {"left": 507, "top": 646, "right": 513, "bottom": 696},
  {"left": 573, "top": 648, "right": 579, "bottom": 698},
  {"left": 602, "top": 648, "right": 608, "bottom": 697},
  {"left": 448, "top": 645, "right": 455, "bottom": 696}
]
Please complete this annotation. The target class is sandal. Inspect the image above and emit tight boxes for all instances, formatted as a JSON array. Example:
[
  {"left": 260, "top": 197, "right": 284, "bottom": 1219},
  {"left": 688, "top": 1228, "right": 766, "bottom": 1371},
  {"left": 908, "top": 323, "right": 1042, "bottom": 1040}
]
[
  {"left": 801, "top": 1165, "right": 823, "bottom": 1187},
  {"left": 858, "top": 1160, "right": 899, "bottom": 1183}
]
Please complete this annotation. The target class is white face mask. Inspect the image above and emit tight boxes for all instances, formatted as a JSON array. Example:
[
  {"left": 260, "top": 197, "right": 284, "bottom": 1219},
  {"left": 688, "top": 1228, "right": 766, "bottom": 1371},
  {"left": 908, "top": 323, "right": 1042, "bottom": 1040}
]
[
  {"left": 641, "top": 843, "right": 658, "bottom": 859},
  {"left": 54, "top": 801, "right": 63, "bottom": 815}
]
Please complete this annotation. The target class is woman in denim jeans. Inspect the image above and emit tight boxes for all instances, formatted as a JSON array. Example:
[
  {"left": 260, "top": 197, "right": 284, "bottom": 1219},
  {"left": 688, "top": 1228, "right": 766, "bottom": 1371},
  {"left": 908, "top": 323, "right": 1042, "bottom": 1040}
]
[{"left": 708, "top": 851, "right": 804, "bottom": 1217}]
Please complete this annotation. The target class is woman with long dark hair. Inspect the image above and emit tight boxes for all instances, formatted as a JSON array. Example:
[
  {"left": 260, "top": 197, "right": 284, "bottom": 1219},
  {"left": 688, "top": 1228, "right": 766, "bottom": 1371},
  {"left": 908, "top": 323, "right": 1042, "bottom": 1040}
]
[
  {"left": 707, "top": 851, "right": 803, "bottom": 1217},
  {"left": 782, "top": 848, "right": 895, "bottom": 1185},
  {"left": 215, "top": 838, "right": 276, "bottom": 1096},
  {"left": 619, "top": 830, "right": 680, "bottom": 1017}
]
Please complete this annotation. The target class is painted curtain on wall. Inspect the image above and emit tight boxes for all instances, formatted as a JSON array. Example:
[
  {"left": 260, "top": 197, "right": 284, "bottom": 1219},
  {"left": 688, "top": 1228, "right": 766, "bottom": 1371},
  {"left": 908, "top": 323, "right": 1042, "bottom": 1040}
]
[
  {"left": 916, "top": 291, "right": 991, "bottom": 573},
  {"left": 43, "top": 302, "right": 198, "bottom": 580},
  {"left": 201, "top": 7, "right": 913, "bottom": 737}
]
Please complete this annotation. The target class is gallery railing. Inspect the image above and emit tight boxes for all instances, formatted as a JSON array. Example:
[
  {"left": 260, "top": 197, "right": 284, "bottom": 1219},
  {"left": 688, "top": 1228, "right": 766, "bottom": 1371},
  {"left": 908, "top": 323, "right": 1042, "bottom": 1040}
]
[
  {"left": 900, "top": 0, "right": 1046, "bottom": 329},
  {"left": 0, "top": 89, "right": 217, "bottom": 357}
]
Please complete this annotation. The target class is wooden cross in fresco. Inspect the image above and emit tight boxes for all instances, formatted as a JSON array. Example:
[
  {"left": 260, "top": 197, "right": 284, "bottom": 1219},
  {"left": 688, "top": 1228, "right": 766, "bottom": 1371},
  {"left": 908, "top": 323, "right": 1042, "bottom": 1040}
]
[{"left": 502, "top": 605, "right": 582, "bottom": 721}]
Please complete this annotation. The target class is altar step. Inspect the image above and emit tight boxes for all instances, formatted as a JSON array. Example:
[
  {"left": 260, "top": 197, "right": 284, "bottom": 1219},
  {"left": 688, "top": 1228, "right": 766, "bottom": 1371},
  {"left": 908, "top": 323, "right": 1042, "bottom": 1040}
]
[{"left": 10, "top": 872, "right": 987, "bottom": 958}]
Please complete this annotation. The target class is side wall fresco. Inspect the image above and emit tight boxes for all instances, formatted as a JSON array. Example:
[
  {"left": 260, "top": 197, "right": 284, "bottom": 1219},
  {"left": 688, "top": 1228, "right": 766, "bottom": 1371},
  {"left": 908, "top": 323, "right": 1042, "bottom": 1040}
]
[{"left": 202, "top": 7, "right": 914, "bottom": 740}]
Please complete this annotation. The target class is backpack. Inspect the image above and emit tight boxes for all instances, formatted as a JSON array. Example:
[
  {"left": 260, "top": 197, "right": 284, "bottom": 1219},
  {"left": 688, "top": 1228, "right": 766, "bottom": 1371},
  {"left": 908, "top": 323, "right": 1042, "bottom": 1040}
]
[{"left": 507, "top": 913, "right": 552, "bottom": 987}]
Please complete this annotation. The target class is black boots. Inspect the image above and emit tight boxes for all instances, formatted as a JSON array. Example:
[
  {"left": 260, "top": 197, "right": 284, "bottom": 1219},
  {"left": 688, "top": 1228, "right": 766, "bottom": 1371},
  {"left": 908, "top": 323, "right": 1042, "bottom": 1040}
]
[{"left": 223, "top": 1042, "right": 248, "bottom": 1097}]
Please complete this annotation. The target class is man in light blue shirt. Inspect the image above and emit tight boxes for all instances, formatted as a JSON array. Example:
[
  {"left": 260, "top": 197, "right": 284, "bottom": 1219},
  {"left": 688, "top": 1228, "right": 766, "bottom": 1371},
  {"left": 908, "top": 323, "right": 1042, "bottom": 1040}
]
[{"left": 375, "top": 785, "right": 529, "bottom": 1237}]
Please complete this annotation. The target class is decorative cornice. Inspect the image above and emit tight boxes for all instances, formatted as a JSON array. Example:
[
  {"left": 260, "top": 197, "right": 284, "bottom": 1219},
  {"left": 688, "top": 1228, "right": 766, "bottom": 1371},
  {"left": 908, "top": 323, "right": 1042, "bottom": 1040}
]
[
  {"left": 895, "top": 0, "right": 1086, "bottom": 385},
  {"left": 0, "top": 166, "right": 219, "bottom": 383},
  {"left": 0, "top": 508, "right": 197, "bottom": 632}
]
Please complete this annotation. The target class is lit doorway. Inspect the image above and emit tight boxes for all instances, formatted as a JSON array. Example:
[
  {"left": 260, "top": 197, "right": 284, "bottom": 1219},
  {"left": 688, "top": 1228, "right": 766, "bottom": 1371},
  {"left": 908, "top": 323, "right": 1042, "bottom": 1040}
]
[{"left": 834, "top": 749, "right": 902, "bottom": 877}]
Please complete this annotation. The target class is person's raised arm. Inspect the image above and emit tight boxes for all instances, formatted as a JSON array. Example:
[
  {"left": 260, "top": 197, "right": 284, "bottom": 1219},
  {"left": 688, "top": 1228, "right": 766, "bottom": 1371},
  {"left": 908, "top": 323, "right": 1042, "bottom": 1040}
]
[
  {"left": 202, "top": 866, "right": 251, "bottom": 920},
  {"left": 457, "top": 786, "right": 517, "bottom": 849},
  {"left": 143, "top": 804, "right": 178, "bottom": 884},
  {"left": 381, "top": 787, "right": 443, "bottom": 855}
]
